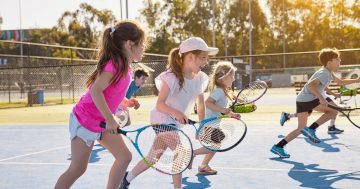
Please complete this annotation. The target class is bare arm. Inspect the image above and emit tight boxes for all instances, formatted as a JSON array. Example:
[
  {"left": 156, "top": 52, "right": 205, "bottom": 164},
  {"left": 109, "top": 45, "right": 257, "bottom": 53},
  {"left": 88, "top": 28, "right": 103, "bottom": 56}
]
[
  {"left": 90, "top": 72, "right": 119, "bottom": 133},
  {"left": 205, "top": 97, "right": 230, "bottom": 114},
  {"left": 307, "top": 79, "right": 327, "bottom": 105},
  {"left": 333, "top": 74, "right": 360, "bottom": 85},
  {"left": 196, "top": 94, "right": 205, "bottom": 121},
  {"left": 156, "top": 82, "right": 187, "bottom": 124}
]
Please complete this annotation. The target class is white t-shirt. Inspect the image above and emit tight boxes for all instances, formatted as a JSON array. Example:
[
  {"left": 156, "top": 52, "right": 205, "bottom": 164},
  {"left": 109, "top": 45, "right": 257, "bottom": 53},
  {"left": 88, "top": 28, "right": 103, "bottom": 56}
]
[
  {"left": 150, "top": 70, "right": 209, "bottom": 124},
  {"left": 205, "top": 88, "right": 228, "bottom": 119}
]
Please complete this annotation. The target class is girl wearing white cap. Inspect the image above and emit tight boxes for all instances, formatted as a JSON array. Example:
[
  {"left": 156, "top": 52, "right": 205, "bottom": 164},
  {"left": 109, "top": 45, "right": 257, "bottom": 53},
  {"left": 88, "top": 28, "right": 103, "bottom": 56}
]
[{"left": 119, "top": 37, "right": 218, "bottom": 189}]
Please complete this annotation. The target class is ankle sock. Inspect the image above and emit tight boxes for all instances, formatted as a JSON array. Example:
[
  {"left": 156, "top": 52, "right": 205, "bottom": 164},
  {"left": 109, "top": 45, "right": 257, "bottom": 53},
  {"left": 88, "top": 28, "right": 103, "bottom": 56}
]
[
  {"left": 275, "top": 139, "right": 288, "bottom": 148},
  {"left": 309, "top": 122, "right": 319, "bottom": 130},
  {"left": 126, "top": 172, "right": 135, "bottom": 183}
]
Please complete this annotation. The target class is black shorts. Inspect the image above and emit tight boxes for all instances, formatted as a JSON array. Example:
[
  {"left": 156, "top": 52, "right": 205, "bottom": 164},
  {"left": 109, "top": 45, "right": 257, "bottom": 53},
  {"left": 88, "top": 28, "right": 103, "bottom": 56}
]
[{"left": 296, "top": 97, "right": 333, "bottom": 114}]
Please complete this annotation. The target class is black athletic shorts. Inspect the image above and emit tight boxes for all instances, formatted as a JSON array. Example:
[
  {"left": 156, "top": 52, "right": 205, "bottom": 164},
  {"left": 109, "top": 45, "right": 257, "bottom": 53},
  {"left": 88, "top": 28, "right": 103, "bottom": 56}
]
[{"left": 296, "top": 97, "right": 333, "bottom": 114}]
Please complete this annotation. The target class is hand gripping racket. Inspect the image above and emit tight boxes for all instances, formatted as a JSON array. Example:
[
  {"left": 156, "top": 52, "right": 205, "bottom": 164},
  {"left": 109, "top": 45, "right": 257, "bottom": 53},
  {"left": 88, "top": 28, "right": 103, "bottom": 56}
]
[
  {"left": 186, "top": 115, "right": 247, "bottom": 152},
  {"left": 100, "top": 123, "right": 193, "bottom": 175},
  {"left": 328, "top": 104, "right": 360, "bottom": 129}
]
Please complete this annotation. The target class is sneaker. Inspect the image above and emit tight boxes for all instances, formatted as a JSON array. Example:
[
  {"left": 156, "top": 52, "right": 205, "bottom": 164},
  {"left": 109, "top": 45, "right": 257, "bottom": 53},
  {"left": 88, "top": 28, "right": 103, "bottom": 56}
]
[
  {"left": 198, "top": 165, "right": 218, "bottom": 175},
  {"left": 119, "top": 172, "right": 130, "bottom": 189},
  {"left": 270, "top": 145, "right": 290, "bottom": 158},
  {"left": 280, "top": 112, "right": 290, "bottom": 126},
  {"left": 301, "top": 127, "right": 321, "bottom": 143},
  {"left": 328, "top": 125, "right": 344, "bottom": 134}
]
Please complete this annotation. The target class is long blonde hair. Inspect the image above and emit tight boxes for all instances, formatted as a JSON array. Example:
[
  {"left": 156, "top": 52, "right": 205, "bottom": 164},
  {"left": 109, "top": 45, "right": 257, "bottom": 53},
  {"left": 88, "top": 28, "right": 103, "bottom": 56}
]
[{"left": 209, "top": 61, "right": 237, "bottom": 100}]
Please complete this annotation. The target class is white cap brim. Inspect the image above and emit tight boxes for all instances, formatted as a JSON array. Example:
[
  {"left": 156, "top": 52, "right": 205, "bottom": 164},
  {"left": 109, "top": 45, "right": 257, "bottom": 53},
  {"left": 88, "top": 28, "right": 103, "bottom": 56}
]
[{"left": 204, "top": 47, "right": 219, "bottom": 56}]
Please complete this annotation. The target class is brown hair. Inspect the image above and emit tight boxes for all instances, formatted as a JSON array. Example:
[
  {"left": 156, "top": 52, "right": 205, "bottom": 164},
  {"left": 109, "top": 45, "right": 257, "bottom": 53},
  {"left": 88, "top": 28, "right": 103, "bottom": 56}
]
[
  {"left": 134, "top": 68, "right": 149, "bottom": 78},
  {"left": 167, "top": 48, "right": 202, "bottom": 89},
  {"left": 209, "top": 61, "right": 237, "bottom": 100},
  {"left": 318, "top": 48, "right": 340, "bottom": 66},
  {"left": 86, "top": 20, "right": 146, "bottom": 88}
]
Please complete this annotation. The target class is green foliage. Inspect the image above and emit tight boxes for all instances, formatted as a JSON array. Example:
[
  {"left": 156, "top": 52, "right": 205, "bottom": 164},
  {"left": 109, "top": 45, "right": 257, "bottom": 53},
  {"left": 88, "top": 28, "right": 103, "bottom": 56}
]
[
  {"left": 139, "top": 0, "right": 360, "bottom": 68},
  {"left": 27, "top": 3, "right": 116, "bottom": 62},
  {"left": 13, "top": 0, "right": 360, "bottom": 67}
]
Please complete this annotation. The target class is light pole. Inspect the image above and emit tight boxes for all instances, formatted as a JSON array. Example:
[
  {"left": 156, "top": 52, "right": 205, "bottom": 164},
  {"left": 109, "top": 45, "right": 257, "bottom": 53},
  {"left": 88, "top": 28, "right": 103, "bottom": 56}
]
[
  {"left": 126, "top": 0, "right": 128, "bottom": 19},
  {"left": 19, "top": 0, "right": 23, "bottom": 65},
  {"left": 248, "top": 0, "right": 253, "bottom": 81},
  {"left": 211, "top": 0, "right": 216, "bottom": 47},
  {"left": 224, "top": 0, "right": 229, "bottom": 56},
  {"left": 120, "top": 0, "right": 123, "bottom": 19},
  {"left": 19, "top": 0, "right": 24, "bottom": 83},
  {"left": 282, "top": 0, "right": 286, "bottom": 70}
]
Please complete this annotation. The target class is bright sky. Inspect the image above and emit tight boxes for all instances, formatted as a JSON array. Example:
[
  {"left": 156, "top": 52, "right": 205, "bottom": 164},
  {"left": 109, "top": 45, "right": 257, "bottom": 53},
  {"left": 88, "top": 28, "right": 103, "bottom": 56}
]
[{"left": 0, "top": 0, "right": 144, "bottom": 30}]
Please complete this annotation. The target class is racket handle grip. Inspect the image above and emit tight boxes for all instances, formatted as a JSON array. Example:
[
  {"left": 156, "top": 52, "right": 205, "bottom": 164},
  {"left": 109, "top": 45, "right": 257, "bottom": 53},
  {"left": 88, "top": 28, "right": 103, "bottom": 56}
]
[
  {"left": 188, "top": 119, "right": 196, "bottom": 125},
  {"left": 99, "top": 121, "right": 126, "bottom": 135},
  {"left": 100, "top": 122, "right": 106, "bottom": 128}
]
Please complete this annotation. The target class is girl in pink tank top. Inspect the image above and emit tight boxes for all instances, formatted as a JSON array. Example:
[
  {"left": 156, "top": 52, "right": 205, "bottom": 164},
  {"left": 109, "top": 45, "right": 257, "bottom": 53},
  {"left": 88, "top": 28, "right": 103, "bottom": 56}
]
[{"left": 55, "top": 20, "right": 147, "bottom": 189}]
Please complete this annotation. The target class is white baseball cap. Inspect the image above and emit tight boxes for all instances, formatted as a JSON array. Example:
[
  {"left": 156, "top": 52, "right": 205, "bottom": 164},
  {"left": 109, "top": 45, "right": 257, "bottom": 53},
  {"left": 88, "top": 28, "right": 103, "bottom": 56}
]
[{"left": 179, "top": 37, "right": 219, "bottom": 56}]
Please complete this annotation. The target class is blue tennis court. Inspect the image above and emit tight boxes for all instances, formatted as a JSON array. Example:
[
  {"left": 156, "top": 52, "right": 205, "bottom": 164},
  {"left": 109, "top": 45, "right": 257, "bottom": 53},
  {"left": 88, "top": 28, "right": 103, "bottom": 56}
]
[{"left": 1, "top": 89, "right": 360, "bottom": 188}]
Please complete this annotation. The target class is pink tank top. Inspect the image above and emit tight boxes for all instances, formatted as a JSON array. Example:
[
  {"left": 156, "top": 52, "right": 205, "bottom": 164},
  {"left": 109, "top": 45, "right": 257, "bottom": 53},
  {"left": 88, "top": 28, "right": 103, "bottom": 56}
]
[{"left": 73, "top": 59, "right": 132, "bottom": 133}]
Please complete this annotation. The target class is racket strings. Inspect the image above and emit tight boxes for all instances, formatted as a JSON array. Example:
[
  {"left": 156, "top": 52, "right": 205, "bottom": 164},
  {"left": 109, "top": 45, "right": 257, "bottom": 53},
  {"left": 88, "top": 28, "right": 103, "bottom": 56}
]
[
  {"left": 199, "top": 118, "right": 243, "bottom": 151},
  {"left": 237, "top": 83, "right": 267, "bottom": 103},
  {"left": 140, "top": 125, "right": 192, "bottom": 175},
  {"left": 348, "top": 109, "right": 360, "bottom": 126}
]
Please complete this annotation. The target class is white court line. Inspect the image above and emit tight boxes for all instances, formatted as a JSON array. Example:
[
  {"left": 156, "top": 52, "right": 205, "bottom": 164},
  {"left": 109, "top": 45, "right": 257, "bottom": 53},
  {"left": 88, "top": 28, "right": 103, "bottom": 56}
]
[
  {"left": 0, "top": 145, "right": 70, "bottom": 162},
  {"left": 0, "top": 162, "right": 356, "bottom": 173}
]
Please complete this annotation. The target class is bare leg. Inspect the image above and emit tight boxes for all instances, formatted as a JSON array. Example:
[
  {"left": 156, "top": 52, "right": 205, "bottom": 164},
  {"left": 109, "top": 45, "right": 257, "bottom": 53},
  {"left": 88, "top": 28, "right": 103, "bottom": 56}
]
[
  {"left": 54, "top": 137, "right": 93, "bottom": 189},
  {"left": 201, "top": 152, "right": 216, "bottom": 166},
  {"left": 284, "top": 112, "right": 309, "bottom": 143},
  {"left": 172, "top": 173, "right": 182, "bottom": 188},
  {"left": 129, "top": 135, "right": 167, "bottom": 178},
  {"left": 312, "top": 105, "right": 338, "bottom": 126},
  {"left": 99, "top": 133, "right": 132, "bottom": 189}
]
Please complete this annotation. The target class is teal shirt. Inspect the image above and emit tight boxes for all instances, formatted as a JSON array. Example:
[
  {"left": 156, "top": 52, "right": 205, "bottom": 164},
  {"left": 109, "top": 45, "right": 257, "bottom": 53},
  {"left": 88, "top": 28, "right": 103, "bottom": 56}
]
[
  {"left": 205, "top": 88, "right": 228, "bottom": 118},
  {"left": 125, "top": 80, "right": 139, "bottom": 99}
]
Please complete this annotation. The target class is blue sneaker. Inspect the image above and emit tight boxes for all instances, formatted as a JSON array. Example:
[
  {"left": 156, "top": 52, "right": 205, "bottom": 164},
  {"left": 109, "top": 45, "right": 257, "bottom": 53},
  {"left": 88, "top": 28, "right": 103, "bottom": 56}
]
[
  {"left": 280, "top": 112, "right": 290, "bottom": 126},
  {"left": 301, "top": 127, "right": 321, "bottom": 143},
  {"left": 119, "top": 172, "right": 130, "bottom": 189},
  {"left": 270, "top": 145, "right": 290, "bottom": 158}
]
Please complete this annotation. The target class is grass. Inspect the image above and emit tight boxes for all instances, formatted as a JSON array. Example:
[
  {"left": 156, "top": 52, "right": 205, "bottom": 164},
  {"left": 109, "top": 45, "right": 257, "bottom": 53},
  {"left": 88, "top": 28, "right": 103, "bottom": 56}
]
[{"left": 0, "top": 95, "right": 158, "bottom": 125}]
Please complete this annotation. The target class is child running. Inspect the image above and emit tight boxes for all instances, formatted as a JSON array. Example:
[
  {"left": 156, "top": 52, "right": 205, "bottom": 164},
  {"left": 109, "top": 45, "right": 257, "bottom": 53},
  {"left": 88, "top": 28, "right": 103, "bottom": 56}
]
[
  {"left": 271, "top": 48, "right": 360, "bottom": 158},
  {"left": 54, "top": 20, "right": 147, "bottom": 189},
  {"left": 280, "top": 88, "right": 344, "bottom": 134},
  {"left": 119, "top": 37, "right": 218, "bottom": 189},
  {"left": 198, "top": 61, "right": 240, "bottom": 175}
]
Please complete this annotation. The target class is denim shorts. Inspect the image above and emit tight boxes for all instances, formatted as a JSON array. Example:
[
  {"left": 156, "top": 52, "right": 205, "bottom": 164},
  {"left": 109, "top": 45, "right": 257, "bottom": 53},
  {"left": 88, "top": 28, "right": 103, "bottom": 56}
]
[{"left": 69, "top": 112, "right": 101, "bottom": 147}]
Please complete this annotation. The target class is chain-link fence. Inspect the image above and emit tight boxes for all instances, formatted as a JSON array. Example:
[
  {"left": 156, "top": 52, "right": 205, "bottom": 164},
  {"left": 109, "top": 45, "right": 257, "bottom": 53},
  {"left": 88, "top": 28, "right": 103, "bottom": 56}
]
[{"left": 1, "top": 40, "right": 360, "bottom": 108}]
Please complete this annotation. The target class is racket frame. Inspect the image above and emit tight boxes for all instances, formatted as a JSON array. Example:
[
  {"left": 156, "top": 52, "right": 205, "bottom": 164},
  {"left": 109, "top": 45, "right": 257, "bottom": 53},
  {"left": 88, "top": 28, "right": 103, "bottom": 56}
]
[
  {"left": 100, "top": 122, "right": 193, "bottom": 175},
  {"left": 188, "top": 115, "right": 247, "bottom": 152},
  {"left": 328, "top": 104, "right": 360, "bottom": 129},
  {"left": 230, "top": 80, "right": 268, "bottom": 110}
]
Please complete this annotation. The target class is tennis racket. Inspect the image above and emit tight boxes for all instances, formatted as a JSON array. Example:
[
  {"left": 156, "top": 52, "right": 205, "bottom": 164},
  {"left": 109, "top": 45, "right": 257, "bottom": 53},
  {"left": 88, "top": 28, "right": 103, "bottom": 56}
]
[
  {"left": 184, "top": 115, "right": 247, "bottom": 152},
  {"left": 230, "top": 80, "right": 268, "bottom": 110},
  {"left": 100, "top": 123, "right": 193, "bottom": 175},
  {"left": 113, "top": 105, "right": 130, "bottom": 128},
  {"left": 328, "top": 104, "right": 360, "bottom": 129}
]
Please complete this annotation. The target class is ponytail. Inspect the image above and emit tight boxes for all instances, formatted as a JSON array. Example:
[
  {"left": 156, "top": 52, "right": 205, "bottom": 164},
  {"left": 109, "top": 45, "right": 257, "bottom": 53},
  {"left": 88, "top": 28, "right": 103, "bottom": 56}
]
[{"left": 167, "top": 48, "right": 185, "bottom": 89}]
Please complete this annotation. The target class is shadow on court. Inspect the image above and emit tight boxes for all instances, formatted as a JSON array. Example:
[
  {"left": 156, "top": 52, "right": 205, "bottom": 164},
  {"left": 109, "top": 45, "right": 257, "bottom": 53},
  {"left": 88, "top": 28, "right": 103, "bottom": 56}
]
[
  {"left": 278, "top": 134, "right": 340, "bottom": 152},
  {"left": 182, "top": 174, "right": 212, "bottom": 189},
  {"left": 66, "top": 144, "right": 106, "bottom": 163},
  {"left": 270, "top": 158, "right": 360, "bottom": 189}
]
